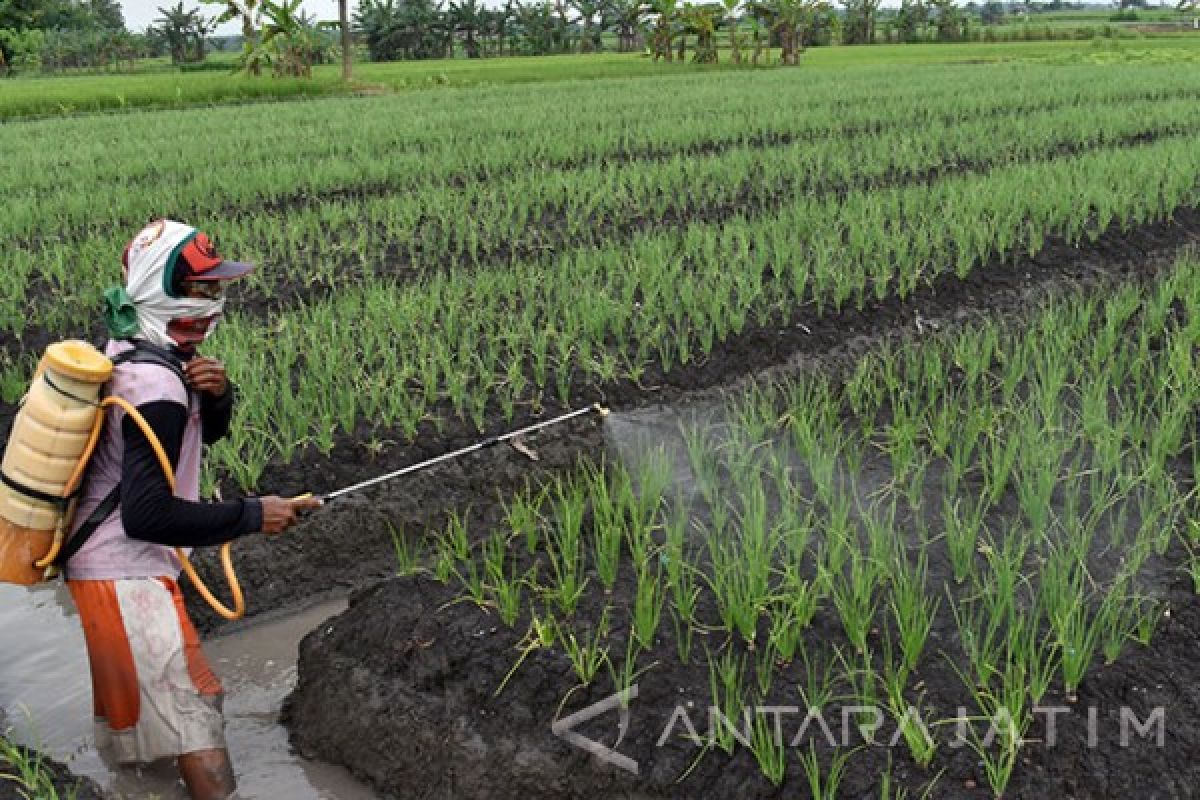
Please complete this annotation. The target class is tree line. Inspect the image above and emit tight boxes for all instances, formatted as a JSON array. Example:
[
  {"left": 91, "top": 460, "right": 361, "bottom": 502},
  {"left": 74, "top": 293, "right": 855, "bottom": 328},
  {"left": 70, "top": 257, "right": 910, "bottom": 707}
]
[{"left": 4, "top": 0, "right": 1189, "bottom": 75}]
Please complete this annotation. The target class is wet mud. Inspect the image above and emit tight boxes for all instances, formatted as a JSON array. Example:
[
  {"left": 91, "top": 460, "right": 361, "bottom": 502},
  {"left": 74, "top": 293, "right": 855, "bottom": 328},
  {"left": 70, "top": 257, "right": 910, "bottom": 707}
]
[{"left": 0, "top": 584, "right": 374, "bottom": 800}]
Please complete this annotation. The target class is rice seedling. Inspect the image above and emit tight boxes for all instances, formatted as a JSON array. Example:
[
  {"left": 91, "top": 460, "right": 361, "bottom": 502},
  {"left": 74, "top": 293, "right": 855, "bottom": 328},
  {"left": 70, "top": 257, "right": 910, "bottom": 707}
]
[
  {"left": 10, "top": 55, "right": 1200, "bottom": 799},
  {"left": 1040, "top": 545, "right": 1102, "bottom": 702},
  {"left": 826, "top": 543, "right": 881, "bottom": 656},
  {"left": 766, "top": 569, "right": 820, "bottom": 665},
  {"left": 705, "top": 492, "right": 777, "bottom": 647},
  {"left": 562, "top": 608, "right": 612, "bottom": 686},
  {"left": 706, "top": 648, "right": 749, "bottom": 754},
  {"left": 0, "top": 733, "right": 79, "bottom": 800},
  {"left": 387, "top": 522, "right": 423, "bottom": 578},
  {"left": 889, "top": 548, "right": 939, "bottom": 674},
  {"left": 882, "top": 635, "right": 937, "bottom": 768},
  {"left": 942, "top": 495, "right": 987, "bottom": 585},
  {"left": 585, "top": 462, "right": 626, "bottom": 594},
  {"left": 748, "top": 707, "right": 788, "bottom": 786},
  {"left": 631, "top": 556, "right": 666, "bottom": 650},
  {"left": 503, "top": 485, "right": 546, "bottom": 556},
  {"left": 543, "top": 477, "right": 590, "bottom": 615},
  {"left": 797, "top": 741, "right": 856, "bottom": 800}
]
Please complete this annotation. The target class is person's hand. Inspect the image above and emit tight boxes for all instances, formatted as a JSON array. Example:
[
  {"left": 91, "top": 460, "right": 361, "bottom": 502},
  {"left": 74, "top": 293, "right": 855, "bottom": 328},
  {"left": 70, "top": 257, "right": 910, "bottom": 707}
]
[
  {"left": 258, "top": 495, "right": 323, "bottom": 535},
  {"left": 185, "top": 356, "right": 229, "bottom": 397}
]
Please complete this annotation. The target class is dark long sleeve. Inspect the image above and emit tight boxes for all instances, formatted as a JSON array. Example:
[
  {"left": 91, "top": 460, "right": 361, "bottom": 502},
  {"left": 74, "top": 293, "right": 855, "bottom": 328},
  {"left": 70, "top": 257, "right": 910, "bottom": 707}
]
[
  {"left": 120, "top": 400, "right": 263, "bottom": 547},
  {"left": 200, "top": 382, "right": 236, "bottom": 444}
]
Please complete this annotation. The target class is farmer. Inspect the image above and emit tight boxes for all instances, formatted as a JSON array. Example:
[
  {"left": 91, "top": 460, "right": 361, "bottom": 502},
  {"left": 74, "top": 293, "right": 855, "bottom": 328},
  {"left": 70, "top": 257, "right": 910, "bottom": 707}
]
[{"left": 62, "top": 219, "right": 320, "bottom": 800}]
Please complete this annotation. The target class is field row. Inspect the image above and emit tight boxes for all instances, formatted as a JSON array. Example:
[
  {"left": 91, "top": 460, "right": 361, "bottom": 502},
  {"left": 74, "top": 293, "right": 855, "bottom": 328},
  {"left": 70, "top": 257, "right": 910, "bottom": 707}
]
[
  {"left": 5, "top": 63, "right": 1200, "bottom": 500},
  {"left": 5, "top": 127, "right": 1196, "bottom": 489},
  {"left": 413, "top": 253, "right": 1198, "bottom": 794},
  {"left": 9, "top": 67, "right": 1200, "bottom": 206},
  {"left": 6, "top": 89, "right": 1200, "bottom": 345}
]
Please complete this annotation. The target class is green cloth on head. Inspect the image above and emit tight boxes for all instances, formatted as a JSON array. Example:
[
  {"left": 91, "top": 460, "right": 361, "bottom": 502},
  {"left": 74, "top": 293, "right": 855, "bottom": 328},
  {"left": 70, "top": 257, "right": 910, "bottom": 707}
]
[{"left": 102, "top": 286, "right": 140, "bottom": 339}]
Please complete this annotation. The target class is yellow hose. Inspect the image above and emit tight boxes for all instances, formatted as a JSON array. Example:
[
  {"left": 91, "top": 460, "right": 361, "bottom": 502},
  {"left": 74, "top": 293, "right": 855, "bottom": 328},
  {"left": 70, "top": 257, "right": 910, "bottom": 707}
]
[{"left": 37, "top": 395, "right": 246, "bottom": 620}]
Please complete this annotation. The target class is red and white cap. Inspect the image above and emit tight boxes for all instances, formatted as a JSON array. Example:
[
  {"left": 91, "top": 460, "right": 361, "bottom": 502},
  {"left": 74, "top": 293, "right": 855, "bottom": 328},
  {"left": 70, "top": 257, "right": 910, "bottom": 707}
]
[{"left": 176, "top": 231, "right": 254, "bottom": 281}]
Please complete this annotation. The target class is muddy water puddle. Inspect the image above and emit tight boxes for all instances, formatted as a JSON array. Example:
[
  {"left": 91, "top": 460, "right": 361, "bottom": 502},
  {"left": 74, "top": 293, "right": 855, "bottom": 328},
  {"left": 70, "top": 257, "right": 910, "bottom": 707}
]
[{"left": 0, "top": 583, "right": 377, "bottom": 800}]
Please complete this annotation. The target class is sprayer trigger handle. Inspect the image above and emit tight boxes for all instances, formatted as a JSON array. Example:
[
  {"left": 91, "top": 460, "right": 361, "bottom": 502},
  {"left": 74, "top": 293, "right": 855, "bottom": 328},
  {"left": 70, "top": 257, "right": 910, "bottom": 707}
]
[{"left": 290, "top": 492, "right": 323, "bottom": 512}]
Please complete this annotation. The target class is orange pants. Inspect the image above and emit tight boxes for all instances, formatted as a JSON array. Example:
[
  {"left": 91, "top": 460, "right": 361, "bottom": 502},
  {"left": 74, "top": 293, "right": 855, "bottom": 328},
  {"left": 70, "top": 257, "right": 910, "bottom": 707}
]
[{"left": 69, "top": 577, "right": 224, "bottom": 762}]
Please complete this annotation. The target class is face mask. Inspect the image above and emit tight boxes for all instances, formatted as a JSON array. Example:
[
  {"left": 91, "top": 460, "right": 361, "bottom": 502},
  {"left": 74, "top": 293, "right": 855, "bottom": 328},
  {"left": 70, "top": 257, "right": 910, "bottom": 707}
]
[{"left": 104, "top": 220, "right": 226, "bottom": 351}]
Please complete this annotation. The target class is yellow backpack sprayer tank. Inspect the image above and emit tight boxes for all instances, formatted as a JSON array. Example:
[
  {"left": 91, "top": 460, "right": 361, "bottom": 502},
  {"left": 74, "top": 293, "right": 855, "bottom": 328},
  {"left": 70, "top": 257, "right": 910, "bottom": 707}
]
[
  {"left": 0, "top": 341, "right": 112, "bottom": 585},
  {"left": 0, "top": 340, "right": 248, "bottom": 620}
]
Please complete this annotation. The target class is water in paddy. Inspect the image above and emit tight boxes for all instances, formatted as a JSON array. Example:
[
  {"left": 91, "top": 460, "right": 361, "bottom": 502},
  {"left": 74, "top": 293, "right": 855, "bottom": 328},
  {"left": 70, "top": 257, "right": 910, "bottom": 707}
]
[{"left": 0, "top": 583, "right": 377, "bottom": 800}]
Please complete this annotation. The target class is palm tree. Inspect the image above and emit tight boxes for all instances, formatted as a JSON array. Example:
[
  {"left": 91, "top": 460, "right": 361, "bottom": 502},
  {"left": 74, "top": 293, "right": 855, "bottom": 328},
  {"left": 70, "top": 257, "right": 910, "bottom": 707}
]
[
  {"left": 927, "top": 0, "right": 961, "bottom": 40},
  {"left": 512, "top": 0, "right": 555, "bottom": 54},
  {"left": 552, "top": 0, "right": 571, "bottom": 50},
  {"left": 355, "top": 0, "right": 448, "bottom": 60},
  {"left": 569, "top": 0, "right": 604, "bottom": 51},
  {"left": 839, "top": 0, "right": 879, "bottom": 43},
  {"left": 339, "top": 0, "right": 351, "bottom": 78},
  {"left": 893, "top": 0, "right": 927, "bottom": 42},
  {"left": 482, "top": 4, "right": 511, "bottom": 55}
]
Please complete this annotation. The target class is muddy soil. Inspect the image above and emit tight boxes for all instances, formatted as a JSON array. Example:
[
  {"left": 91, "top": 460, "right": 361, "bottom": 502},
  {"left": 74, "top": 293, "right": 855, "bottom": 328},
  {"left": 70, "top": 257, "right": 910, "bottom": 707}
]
[
  {"left": 280, "top": 208, "right": 1199, "bottom": 798},
  {"left": 284, "top": 563, "right": 1200, "bottom": 800}
]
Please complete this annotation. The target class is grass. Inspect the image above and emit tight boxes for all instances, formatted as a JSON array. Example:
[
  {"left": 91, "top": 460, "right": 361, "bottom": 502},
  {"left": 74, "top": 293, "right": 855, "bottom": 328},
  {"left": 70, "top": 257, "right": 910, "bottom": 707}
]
[
  {"left": 0, "top": 69, "right": 347, "bottom": 120},
  {"left": 0, "top": 52, "right": 747, "bottom": 121},
  {"left": 3, "top": 36, "right": 1200, "bottom": 121}
]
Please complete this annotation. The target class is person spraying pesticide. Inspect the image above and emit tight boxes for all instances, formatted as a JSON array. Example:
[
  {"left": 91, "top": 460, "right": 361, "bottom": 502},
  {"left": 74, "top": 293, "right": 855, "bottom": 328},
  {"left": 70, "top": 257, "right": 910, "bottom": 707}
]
[
  {"left": 0, "top": 219, "right": 606, "bottom": 799},
  {"left": 56, "top": 219, "right": 318, "bottom": 800}
]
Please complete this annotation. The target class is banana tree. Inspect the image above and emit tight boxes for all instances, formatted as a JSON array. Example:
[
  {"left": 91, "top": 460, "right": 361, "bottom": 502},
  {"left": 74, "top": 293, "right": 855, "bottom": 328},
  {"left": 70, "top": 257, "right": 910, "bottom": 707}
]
[
  {"left": 748, "top": 0, "right": 825, "bottom": 64},
  {"left": 252, "top": 0, "right": 331, "bottom": 76},
  {"left": 569, "top": 0, "right": 604, "bottom": 51},
  {"left": 203, "top": 0, "right": 263, "bottom": 74},
  {"left": 153, "top": 1, "right": 214, "bottom": 64},
  {"left": 642, "top": 0, "right": 677, "bottom": 60},
  {"left": 679, "top": 2, "right": 719, "bottom": 61}
]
